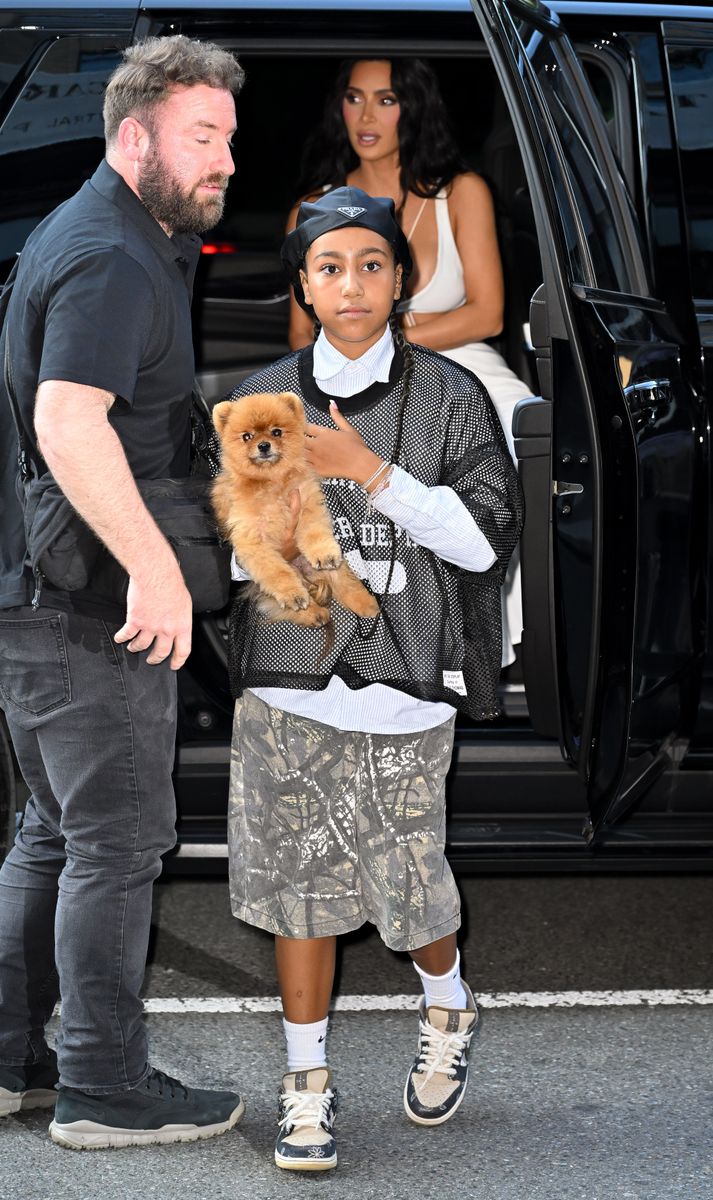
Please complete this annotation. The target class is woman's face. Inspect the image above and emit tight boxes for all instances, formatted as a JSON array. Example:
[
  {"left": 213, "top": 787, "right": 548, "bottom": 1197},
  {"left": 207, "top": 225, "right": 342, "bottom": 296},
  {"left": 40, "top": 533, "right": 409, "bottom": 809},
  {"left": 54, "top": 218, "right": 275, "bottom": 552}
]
[
  {"left": 300, "top": 226, "right": 403, "bottom": 357},
  {"left": 341, "top": 60, "right": 401, "bottom": 164}
]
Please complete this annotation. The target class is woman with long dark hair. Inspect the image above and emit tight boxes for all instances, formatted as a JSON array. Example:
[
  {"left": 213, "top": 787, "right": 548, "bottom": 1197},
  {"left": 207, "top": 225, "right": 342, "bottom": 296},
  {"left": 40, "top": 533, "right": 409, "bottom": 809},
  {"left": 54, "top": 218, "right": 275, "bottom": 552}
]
[{"left": 287, "top": 57, "right": 528, "bottom": 667}]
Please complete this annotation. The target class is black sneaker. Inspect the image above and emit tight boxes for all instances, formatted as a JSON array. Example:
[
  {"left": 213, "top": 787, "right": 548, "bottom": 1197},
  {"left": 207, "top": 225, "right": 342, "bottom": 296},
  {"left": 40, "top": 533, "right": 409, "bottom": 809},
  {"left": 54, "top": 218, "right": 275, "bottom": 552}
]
[
  {"left": 0, "top": 1050, "right": 59, "bottom": 1117},
  {"left": 275, "top": 1068, "right": 338, "bottom": 1172},
  {"left": 48, "top": 1067, "right": 245, "bottom": 1150},
  {"left": 403, "top": 982, "right": 479, "bottom": 1126}
]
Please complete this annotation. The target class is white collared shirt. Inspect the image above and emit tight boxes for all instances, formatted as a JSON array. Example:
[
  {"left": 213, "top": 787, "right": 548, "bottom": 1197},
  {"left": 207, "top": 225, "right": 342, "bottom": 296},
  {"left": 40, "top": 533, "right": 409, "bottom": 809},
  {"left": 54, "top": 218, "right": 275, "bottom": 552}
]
[{"left": 312, "top": 325, "right": 393, "bottom": 396}]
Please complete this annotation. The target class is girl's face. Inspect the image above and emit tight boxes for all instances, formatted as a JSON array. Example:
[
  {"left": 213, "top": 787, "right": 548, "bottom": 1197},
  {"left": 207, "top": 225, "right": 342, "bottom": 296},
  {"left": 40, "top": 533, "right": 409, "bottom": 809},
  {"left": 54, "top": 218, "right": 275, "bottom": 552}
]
[
  {"left": 300, "top": 227, "right": 403, "bottom": 358},
  {"left": 341, "top": 60, "right": 401, "bottom": 164}
]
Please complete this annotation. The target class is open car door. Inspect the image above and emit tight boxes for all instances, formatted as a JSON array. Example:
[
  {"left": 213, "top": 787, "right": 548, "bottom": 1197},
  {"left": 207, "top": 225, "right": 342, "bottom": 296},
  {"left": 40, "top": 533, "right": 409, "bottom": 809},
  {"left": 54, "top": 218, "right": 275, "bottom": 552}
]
[{"left": 470, "top": 0, "right": 702, "bottom": 838}]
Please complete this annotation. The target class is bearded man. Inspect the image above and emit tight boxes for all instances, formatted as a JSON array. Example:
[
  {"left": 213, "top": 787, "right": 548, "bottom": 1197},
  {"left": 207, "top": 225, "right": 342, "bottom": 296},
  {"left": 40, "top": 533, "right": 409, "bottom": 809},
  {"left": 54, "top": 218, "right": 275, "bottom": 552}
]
[{"left": 0, "top": 36, "right": 246, "bottom": 1150}]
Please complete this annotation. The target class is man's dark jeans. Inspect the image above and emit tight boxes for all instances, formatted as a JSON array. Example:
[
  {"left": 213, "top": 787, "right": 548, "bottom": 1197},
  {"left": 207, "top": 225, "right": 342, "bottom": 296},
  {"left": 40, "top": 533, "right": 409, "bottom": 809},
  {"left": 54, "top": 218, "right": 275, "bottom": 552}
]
[{"left": 0, "top": 606, "right": 177, "bottom": 1093}]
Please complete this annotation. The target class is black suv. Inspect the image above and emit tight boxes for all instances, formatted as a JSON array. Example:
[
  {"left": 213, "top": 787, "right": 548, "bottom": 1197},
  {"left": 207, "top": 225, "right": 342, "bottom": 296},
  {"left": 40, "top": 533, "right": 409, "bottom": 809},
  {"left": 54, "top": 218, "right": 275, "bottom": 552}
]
[{"left": 1, "top": 0, "right": 713, "bottom": 870}]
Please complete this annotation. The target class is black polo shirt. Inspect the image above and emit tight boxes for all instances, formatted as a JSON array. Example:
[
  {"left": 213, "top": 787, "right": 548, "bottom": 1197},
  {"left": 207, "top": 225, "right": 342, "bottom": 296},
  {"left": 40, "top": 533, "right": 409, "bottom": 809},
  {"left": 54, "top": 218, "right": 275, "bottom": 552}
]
[{"left": 0, "top": 159, "right": 202, "bottom": 614}]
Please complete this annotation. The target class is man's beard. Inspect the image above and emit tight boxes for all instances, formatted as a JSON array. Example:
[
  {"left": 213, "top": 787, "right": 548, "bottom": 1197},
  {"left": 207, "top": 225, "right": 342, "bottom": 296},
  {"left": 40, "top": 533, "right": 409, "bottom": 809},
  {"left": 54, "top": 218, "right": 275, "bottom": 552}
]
[{"left": 137, "top": 144, "right": 228, "bottom": 235}]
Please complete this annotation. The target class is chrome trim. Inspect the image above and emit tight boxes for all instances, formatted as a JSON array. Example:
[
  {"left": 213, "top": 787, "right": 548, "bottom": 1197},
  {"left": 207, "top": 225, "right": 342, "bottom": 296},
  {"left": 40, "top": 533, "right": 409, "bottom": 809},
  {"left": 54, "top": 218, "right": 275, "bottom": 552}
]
[{"left": 175, "top": 843, "right": 229, "bottom": 858}]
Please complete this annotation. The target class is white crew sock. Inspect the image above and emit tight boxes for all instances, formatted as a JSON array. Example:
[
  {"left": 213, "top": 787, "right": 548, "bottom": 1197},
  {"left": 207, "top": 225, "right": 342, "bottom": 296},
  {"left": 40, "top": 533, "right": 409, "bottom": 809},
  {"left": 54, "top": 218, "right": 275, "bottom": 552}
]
[
  {"left": 283, "top": 1016, "right": 329, "bottom": 1071},
  {"left": 413, "top": 949, "right": 468, "bottom": 1011}
]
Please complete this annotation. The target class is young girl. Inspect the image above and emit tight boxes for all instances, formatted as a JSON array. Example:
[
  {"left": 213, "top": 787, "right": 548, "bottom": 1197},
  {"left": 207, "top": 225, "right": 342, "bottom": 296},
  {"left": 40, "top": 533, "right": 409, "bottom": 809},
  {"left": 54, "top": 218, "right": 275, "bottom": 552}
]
[{"left": 223, "top": 187, "right": 522, "bottom": 1172}]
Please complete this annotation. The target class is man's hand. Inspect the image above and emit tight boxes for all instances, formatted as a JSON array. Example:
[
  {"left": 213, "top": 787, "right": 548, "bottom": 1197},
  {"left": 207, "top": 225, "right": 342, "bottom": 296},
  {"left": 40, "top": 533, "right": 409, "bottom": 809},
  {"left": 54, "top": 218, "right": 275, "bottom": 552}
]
[
  {"left": 305, "top": 400, "right": 383, "bottom": 483},
  {"left": 114, "top": 563, "right": 193, "bottom": 670}
]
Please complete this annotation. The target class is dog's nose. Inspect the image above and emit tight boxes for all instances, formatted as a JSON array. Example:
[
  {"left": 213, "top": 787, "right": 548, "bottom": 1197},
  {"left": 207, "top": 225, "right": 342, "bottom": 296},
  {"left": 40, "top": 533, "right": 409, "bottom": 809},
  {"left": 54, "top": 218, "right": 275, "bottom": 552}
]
[{"left": 257, "top": 440, "right": 271, "bottom": 454}]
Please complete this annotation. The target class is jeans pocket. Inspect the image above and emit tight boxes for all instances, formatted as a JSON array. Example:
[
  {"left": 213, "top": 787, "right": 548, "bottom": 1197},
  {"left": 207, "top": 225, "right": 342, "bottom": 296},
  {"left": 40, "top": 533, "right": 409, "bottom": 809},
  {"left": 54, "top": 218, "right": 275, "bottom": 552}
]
[{"left": 0, "top": 614, "right": 71, "bottom": 717}]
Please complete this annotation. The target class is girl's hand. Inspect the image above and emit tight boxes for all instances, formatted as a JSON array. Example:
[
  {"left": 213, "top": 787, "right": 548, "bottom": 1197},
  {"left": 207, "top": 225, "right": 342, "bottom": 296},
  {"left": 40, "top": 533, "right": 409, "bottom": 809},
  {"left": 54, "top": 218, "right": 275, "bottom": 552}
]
[{"left": 305, "top": 401, "right": 383, "bottom": 484}]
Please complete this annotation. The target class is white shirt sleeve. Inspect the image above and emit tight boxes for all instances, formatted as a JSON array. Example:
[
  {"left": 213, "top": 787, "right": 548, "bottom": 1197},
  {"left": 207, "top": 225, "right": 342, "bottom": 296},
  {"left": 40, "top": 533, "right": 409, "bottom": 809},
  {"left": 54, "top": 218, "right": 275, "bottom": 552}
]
[
  {"left": 230, "top": 551, "right": 251, "bottom": 581},
  {"left": 229, "top": 468, "right": 496, "bottom": 578},
  {"left": 369, "top": 465, "right": 496, "bottom": 572}
]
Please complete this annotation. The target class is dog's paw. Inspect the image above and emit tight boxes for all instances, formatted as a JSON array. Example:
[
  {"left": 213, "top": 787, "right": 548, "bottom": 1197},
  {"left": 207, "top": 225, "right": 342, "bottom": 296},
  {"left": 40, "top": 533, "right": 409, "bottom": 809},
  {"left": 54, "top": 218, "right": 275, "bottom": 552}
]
[
  {"left": 351, "top": 592, "right": 380, "bottom": 619},
  {"left": 271, "top": 586, "right": 310, "bottom": 611},
  {"left": 304, "top": 541, "right": 343, "bottom": 571},
  {"left": 291, "top": 604, "right": 331, "bottom": 628}
]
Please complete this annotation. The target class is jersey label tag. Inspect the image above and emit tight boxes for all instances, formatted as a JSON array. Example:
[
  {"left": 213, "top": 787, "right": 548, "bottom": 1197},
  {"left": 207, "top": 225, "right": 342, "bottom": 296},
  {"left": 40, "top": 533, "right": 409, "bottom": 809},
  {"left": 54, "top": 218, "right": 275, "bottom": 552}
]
[{"left": 443, "top": 670, "right": 467, "bottom": 696}]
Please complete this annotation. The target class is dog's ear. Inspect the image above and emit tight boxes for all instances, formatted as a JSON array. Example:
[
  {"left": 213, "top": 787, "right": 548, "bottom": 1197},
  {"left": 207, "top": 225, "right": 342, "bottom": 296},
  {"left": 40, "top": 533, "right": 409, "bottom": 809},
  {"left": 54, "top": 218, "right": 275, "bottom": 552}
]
[
  {"left": 280, "top": 392, "right": 305, "bottom": 417},
  {"left": 211, "top": 400, "right": 233, "bottom": 436}
]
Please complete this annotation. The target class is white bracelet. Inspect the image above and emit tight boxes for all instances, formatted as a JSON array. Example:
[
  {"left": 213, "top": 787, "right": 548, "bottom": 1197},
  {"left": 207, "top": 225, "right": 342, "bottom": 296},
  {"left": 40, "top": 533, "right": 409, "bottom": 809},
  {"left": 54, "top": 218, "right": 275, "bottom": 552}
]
[
  {"left": 369, "top": 466, "right": 393, "bottom": 498},
  {"left": 361, "top": 459, "right": 391, "bottom": 492},
  {"left": 364, "top": 464, "right": 394, "bottom": 512}
]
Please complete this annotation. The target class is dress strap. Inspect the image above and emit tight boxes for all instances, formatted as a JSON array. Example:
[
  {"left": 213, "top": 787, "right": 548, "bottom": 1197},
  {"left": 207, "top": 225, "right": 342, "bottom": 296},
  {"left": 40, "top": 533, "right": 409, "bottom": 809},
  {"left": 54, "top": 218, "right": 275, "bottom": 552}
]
[{"left": 405, "top": 197, "right": 429, "bottom": 243}]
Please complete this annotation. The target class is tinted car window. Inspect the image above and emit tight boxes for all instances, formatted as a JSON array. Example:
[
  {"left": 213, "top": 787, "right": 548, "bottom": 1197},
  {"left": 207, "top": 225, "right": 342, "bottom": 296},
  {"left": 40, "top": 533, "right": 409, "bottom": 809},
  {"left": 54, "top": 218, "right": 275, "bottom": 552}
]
[
  {"left": 502, "top": 9, "right": 639, "bottom": 295},
  {"left": 0, "top": 36, "right": 123, "bottom": 269},
  {"left": 582, "top": 59, "right": 615, "bottom": 128},
  {"left": 0, "top": 28, "right": 46, "bottom": 106},
  {"left": 666, "top": 41, "right": 713, "bottom": 303}
]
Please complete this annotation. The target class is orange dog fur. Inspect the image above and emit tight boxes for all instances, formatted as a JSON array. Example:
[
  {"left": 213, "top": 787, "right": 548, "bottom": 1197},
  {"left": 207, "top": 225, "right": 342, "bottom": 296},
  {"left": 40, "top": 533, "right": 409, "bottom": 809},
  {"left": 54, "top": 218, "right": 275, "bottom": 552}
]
[{"left": 211, "top": 391, "right": 380, "bottom": 628}]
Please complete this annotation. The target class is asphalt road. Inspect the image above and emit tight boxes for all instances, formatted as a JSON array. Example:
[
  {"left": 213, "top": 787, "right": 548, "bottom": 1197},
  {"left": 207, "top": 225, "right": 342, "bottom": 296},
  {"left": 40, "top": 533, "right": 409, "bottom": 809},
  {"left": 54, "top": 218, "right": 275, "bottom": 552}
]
[{"left": 2, "top": 873, "right": 713, "bottom": 1200}]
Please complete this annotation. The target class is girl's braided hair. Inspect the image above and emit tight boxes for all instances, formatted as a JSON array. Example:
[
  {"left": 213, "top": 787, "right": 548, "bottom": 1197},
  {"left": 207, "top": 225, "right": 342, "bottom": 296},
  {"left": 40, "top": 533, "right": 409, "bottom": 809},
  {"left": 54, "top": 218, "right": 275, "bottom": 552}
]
[
  {"left": 308, "top": 309, "right": 415, "bottom": 641},
  {"left": 358, "top": 313, "right": 415, "bottom": 641}
]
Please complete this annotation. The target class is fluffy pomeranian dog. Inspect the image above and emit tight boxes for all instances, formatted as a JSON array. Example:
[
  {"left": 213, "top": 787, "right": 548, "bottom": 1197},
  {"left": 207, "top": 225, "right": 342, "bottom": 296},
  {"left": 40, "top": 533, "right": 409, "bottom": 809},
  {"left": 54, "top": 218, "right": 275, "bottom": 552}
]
[{"left": 211, "top": 391, "right": 380, "bottom": 629}]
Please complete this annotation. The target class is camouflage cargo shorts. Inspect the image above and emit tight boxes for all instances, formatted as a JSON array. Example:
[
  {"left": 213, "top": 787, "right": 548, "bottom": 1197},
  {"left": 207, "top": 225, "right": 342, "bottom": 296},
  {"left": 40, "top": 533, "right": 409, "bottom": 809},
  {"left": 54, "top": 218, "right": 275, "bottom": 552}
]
[{"left": 228, "top": 690, "right": 461, "bottom": 951}]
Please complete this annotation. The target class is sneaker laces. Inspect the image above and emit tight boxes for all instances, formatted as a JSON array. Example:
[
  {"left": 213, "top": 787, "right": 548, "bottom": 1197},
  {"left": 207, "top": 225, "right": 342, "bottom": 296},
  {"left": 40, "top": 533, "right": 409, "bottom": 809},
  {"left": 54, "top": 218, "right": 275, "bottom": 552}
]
[
  {"left": 416, "top": 1019, "right": 473, "bottom": 1083},
  {"left": 144, "top": 1068, "right": 189, "bottom": 1101},
  {"left": 279, "top": 1088, "right": 334, "bottom": 1134}
]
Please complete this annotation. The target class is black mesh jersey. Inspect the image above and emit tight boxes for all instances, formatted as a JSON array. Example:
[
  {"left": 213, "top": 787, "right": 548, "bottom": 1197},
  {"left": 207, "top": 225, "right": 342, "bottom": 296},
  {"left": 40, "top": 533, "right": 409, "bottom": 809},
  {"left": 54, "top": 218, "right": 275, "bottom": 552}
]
[{"left": 220, "top": 342, "right": 523, "bottom": 721}]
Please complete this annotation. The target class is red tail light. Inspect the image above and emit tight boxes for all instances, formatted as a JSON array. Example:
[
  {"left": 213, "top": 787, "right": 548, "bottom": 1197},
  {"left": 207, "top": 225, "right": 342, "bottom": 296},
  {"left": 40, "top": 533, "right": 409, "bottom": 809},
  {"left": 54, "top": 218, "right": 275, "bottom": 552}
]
[{"left": 201, "top": 242, "right": 238, "bottom": 255}]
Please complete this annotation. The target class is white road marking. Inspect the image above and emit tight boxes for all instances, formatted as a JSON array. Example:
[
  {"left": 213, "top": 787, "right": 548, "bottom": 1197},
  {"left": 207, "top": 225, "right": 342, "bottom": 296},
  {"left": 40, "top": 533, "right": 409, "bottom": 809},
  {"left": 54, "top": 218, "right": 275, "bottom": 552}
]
[{"left": 140, "top": 989, "right": 713, "bottom": 1015}]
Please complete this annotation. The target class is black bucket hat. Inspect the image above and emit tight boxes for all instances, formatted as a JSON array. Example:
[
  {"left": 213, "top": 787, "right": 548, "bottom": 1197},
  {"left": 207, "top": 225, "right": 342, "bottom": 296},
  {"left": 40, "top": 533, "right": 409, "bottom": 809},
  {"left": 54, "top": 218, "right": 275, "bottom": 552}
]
[{"left": 281, "top": 185, "right": 413, "bottom": 313}]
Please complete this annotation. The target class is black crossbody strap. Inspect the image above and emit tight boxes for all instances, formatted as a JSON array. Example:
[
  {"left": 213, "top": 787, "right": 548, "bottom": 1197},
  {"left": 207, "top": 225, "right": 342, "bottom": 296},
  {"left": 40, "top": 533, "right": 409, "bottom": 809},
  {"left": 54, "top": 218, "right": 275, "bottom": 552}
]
[{"left": 1, "top": 258, "right": 42, "bottom": 484}]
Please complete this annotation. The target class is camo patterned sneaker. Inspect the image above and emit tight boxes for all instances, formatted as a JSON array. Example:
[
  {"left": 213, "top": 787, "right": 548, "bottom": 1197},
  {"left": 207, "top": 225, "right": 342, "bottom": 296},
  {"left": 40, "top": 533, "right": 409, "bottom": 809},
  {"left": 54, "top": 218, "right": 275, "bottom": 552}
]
[
  {"left": 403, "top": 982, "right": 479, "bottom": 1126},
  {"left": 0, "top": 1050, "right": 59, "bottom": 1117},
  {"left": 49, "top": 1067, "right": 244, "bottom": 1150},
  {"left": 275, "top": 1068, "right": 338, "bottom": 1172}
]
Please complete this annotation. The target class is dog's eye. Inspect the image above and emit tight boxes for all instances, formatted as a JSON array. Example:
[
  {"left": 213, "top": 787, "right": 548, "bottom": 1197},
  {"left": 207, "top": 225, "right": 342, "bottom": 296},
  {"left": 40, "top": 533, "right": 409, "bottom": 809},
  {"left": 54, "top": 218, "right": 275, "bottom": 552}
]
[
  {"left": 270, "top": 428, "right": 283, "bottom": 438},
  {"left": 242, "top": 432, "right": 253, "bottom": 442}
]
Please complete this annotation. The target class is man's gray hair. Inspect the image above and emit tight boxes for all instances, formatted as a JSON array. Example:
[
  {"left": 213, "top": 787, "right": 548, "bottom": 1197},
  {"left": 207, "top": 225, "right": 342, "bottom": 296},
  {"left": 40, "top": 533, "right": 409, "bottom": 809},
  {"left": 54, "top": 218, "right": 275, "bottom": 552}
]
[{"left": 103, "top": 35, "right": 245, "bottom": 143}]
